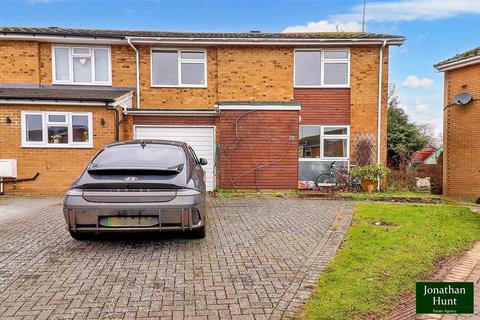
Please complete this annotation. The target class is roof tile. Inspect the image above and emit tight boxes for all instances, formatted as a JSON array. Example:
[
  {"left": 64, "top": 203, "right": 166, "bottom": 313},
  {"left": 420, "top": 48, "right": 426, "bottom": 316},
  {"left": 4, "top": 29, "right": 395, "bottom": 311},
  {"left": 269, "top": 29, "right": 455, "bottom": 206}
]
[{"left": 0, "top": 26, "right": 404, "bottom": 40}]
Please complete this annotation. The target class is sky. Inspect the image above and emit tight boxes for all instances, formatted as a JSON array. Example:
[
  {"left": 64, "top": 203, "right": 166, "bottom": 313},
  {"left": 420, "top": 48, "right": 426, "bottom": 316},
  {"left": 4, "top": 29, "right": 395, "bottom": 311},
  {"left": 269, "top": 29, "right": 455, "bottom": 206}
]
[{"left": 1, "top": 0, "right": 480, "bottom": 136}]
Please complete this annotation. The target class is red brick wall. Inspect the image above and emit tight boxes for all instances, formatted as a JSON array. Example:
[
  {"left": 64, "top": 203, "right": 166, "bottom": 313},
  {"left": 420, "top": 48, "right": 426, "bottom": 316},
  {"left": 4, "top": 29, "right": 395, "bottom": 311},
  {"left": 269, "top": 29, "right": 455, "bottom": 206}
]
[
  {"left": 218, "top": 109, "right": 299, "bottom": 189},
  {"left": 295, "top": 88, "right": 350, "bottom": 125}
]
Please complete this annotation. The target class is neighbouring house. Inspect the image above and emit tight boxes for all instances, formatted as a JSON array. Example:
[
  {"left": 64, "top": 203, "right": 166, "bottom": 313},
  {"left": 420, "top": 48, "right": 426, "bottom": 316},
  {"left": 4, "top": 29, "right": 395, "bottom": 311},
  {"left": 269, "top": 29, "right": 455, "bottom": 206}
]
[
  {"left": 423, "top": 146, "right": 443, "bottom": 165},
  {"left": 410, "top": 145, "right": 442, "bottom": 168},
  {"left": 435, "top": 47, "right": 480, "bottom": 198},
  {"left": 0, "top": 27, "right": 405, "bottom": 194}
]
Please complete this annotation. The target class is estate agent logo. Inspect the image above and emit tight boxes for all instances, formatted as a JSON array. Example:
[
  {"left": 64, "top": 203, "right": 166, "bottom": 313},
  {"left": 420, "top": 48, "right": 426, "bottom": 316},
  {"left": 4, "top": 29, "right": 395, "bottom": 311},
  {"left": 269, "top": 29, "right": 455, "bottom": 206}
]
[{"left": 416, "top": 282, "right": 474, "bottom": 314}]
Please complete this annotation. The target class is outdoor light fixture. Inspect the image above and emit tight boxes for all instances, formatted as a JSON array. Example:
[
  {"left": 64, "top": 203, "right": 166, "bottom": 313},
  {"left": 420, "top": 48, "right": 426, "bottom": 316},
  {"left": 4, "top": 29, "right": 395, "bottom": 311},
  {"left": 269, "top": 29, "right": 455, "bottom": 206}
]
[
  {"left": 100, "top": 118, "right": 106, "bottom": 126},
  {"left": 5, "top": 116, "right": 11, "bottom": 123}
]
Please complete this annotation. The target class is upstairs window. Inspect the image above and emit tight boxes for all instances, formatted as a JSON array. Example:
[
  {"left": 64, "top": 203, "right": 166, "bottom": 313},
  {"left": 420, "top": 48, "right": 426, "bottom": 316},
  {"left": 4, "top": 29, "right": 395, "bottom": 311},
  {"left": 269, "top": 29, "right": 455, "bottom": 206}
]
[
  {"left": 294, "top": 49, "right": 350, "bottom": 87},
  {"left": 22, "top": 111, "right": 93, "bottom": 148},
  {"left": 52, "top": 46, "right": 111, "bottom": 85},
  {"left": 151, "top": 49, "right": 207, "bottom": 87}
]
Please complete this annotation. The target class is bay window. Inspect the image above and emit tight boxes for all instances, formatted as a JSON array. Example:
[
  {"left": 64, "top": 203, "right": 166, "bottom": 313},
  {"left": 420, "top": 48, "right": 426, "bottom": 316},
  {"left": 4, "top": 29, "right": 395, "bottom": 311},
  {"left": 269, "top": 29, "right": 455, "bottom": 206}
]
[
  {"left": 52, "top": 46, "right": 111, "bottom": 85},
  {"left": 151, "top": 49, "right": 207, "bottom": 87},
  {"left": 22, "top": 111, "right": 93, "bottom": 148},
  {"left": 294, "top": 49, "right": 350, "bottom": 87},
  {"left": 298, "top": 125, "right": 350, "bottom": 186}
]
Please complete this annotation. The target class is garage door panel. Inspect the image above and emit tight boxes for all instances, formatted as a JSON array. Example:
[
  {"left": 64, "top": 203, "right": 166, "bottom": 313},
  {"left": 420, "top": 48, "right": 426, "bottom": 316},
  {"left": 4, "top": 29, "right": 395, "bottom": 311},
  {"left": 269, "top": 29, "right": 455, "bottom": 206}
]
[{"left": 134, "top": 126, "right": 215, "bottom": 191}]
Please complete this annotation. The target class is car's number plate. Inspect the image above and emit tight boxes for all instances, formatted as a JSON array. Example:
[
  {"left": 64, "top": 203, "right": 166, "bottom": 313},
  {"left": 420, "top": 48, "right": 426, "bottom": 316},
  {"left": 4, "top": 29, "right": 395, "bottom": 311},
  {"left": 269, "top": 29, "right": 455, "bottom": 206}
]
[{"left": 101, "top": 216, "right": 158, "bottom": 227}]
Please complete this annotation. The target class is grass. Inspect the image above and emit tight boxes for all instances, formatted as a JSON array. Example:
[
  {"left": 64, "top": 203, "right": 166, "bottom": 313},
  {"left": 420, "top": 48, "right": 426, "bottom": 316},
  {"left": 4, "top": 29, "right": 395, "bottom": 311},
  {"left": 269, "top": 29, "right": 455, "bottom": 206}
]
[
  {"left": 300, "top": 202, "right": 480, "bottom": 320},
  {"left": 336, "top": 191, "right": 436, "bottom": 202}
]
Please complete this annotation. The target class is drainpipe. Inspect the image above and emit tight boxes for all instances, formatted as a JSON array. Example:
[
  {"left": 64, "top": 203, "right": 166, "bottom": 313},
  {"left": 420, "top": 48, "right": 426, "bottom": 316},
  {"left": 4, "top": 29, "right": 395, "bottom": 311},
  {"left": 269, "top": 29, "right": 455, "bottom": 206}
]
[
  {"left": 377, "top": 40, "right": 387, "bottom": 191},
  {"left": 106, "top": 103, "right": 120, "bottom": 141},
  {"left": 127, "top": 37, "right": 141, "bottom": 109}
]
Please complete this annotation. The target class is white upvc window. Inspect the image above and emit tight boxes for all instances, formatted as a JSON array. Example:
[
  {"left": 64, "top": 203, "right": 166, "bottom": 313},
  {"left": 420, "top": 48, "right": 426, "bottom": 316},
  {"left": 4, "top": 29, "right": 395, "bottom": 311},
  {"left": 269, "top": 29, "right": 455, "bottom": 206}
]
[
  {"left": 151, "top": 49, "right": 207, "bottom": 87},
  {"left": 299, "top": 125, "right": 350, "bottom": 161},
  {"left": 298, "top": 125, "right": 350, "bottom": 185},
  {"left": 21, "top": 111, "right": 93, "bottom": 148},
  {"left": 294, "top": 49, "right": 350, "bottom": 88},
  {"left": 52, "top": 45, "right": 112, "bottom": 85}
]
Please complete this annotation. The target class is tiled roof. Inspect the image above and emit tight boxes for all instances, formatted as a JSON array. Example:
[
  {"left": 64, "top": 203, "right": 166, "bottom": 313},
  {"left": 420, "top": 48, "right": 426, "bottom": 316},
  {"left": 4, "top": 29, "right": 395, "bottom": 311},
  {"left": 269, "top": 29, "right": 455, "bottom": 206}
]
[
  {"left": 435, "top": 46, "right": 480, "bottom": 68},
  {"left": 411, "top": 146, "right": 437, "bottom": 164},
  {"left": 0, "top": 26, "right": 404, "bottom": 40},
  {"left": 0, "top": 85, "right": 133, "bottom": 102}
]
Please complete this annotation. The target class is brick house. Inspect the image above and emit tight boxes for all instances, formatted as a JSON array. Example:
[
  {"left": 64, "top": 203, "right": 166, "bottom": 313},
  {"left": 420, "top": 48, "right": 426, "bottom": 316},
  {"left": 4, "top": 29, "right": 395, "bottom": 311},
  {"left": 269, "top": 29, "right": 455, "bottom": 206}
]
[
  {"left": 0, "top": 27, "right": 404, "bottom": 194},
  {"left": 435, "top": 47, "right": 480, "bottom": 199}
]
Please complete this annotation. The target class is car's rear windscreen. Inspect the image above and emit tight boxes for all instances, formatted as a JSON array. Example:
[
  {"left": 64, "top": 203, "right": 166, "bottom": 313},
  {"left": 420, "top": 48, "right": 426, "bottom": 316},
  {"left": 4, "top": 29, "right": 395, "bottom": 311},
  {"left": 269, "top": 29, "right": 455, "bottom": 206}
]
[{"left": 90, "top": 144, "right": 186, "bottom": 170}]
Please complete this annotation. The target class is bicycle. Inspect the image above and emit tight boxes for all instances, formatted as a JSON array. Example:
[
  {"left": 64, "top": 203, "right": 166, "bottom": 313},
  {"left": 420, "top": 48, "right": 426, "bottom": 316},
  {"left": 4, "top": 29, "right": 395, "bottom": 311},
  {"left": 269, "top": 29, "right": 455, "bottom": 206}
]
[{"left": 314, "top": 161, "right": 361, "bottom": 195}]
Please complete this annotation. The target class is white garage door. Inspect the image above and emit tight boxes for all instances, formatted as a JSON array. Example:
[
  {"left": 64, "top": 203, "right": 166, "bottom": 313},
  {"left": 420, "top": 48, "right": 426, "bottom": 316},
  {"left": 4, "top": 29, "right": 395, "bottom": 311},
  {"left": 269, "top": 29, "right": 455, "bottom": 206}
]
[{"left": 134, "top": 126, "right": 215, "bottom": 191}]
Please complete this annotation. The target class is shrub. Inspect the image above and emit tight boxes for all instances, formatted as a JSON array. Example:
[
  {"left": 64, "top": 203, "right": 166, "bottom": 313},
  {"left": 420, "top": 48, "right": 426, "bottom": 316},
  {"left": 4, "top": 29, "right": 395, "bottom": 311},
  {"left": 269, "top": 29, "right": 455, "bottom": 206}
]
[
  {"left": 386, "top": 169, "right": 417, "bottom": 192},
  {"left": 351, "top": 164, "right": 390, "bottom": 182}
]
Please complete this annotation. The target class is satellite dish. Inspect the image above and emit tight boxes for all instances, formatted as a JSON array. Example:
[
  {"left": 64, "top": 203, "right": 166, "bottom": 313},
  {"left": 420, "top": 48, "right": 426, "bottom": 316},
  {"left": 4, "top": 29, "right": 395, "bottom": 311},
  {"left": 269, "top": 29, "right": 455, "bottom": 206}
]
[{"left": 452, "top": 92, "right": 473, "bottom": 105}]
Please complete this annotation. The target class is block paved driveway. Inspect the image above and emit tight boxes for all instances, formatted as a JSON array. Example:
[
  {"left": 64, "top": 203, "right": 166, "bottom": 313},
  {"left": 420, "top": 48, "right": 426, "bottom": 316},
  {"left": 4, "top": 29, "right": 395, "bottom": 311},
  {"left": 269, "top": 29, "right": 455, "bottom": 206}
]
[{"left": 0, "top": 196, "right": 352, "bottom": 320}]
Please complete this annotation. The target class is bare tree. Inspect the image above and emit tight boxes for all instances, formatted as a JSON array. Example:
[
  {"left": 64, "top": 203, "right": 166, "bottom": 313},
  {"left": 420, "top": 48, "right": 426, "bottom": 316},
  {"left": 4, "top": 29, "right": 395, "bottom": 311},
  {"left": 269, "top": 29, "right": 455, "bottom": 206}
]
[{"left": 416, "top": 123, "right": 443, "bottom": 148}]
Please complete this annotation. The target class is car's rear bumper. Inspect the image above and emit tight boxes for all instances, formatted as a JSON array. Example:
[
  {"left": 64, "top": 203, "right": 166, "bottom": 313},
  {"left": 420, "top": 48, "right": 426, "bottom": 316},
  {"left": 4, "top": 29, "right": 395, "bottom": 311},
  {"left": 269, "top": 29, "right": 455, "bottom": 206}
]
[{"left": 63, "top": 192, "right": 206, "bottom": 234}]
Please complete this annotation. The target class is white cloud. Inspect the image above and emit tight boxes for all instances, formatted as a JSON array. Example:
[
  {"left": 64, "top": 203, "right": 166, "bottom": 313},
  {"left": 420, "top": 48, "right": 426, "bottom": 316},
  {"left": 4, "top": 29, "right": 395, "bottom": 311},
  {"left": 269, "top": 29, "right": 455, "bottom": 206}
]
[
  {"left": 415, "top": 99, "right": 430, "bottom": 113},
  {"left": 356, "top": 0, "right": 480, "bottom": 23},
  {"left": 282, "top": 20, "right": 363, "bottom": 33},
  {"left": 283, "top": 0, "right": 480, "bottom": 33},
  {"left": 402, "top": 75, "right": 434, "bottom": 88}
]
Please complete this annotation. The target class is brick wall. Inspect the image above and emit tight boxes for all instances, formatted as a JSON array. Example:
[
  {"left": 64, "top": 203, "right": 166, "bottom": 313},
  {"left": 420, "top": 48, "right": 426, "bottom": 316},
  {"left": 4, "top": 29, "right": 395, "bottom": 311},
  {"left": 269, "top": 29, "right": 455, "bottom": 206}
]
[
  {"left": 217, "top": 46, "right": 294, "bottom": 102},
  {"left": 295, "top": 88, "right": 350, "bottom": 125},
  {"left": 443, "top": 63, "right": 480, "bottom": 198},
  {"left": 350, "top": 46, "right": 389, "bottom": 166},
  {"left": 0, "top": 104, "right": 118, "bottom": 195},
  {"left": 218, "top": 109, "right": 299, "bottom": 189},
  {"left": 0, "top": 41, "right": 40, "bottom": 83}
]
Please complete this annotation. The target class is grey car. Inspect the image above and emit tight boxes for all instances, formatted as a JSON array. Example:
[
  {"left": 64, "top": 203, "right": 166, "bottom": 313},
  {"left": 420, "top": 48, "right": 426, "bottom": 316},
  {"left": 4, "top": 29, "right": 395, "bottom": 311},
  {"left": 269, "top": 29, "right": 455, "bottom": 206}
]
[{"left": 63, "top": 140, "right": 207, "bottom": 240}]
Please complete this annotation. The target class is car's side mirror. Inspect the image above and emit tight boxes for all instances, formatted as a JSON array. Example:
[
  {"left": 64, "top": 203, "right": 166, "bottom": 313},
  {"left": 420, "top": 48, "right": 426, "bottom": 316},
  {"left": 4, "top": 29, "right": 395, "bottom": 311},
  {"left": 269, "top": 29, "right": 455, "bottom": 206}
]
[{"left": 199, "top": 158, "right": 208, "bottom": 166}]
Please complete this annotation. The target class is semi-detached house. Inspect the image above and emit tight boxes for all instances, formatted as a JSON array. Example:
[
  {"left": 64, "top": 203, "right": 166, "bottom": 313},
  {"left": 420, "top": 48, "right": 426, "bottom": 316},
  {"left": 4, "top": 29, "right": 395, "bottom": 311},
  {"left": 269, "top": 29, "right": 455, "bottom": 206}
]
[{"left": 0, "top": 27, "right": 405, "bottom": 194}]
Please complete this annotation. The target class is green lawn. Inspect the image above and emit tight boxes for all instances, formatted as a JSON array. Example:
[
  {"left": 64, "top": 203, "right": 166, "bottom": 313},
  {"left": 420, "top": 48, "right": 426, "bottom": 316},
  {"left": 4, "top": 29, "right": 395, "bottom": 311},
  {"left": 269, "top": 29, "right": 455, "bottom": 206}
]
[
  {"left": 336, "top": 191, "right": 436, "bottom": 202},
  {"left": 300, "top": 203, "right": 480, "bottom": 320}
]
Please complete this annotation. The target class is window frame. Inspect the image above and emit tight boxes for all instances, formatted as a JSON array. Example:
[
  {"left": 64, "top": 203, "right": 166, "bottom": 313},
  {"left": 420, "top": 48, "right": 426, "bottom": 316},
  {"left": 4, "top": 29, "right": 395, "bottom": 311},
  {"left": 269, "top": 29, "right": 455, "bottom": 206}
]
[
  {"left": 293, "top": 48, "right": 350, "bottom": 88},
  {"left": 299, "top": 125, "right": 350, "bottom": 161},
  {"left": 52, "top": 45, "right": 112, "bottom": 86},
  {"left": 150, "top": 48, "right": 208, "bottom": 88},
  {"left": 21, "top": 111, "right": 94, "bottom": 148}
]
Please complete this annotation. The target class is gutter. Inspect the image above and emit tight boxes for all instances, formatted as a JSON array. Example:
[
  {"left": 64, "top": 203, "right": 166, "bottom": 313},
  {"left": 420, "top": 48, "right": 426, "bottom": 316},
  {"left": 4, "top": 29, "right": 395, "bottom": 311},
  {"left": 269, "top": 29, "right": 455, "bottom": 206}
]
[
  {"left": 0, "top": 99, "right": 113, "bottom": 106},
  {"left": 0, "top": 33, "right": 124, "bottom": 44},
  {"left": 377, "top": 40, "right": 387, "bottom": 190},
  {"left": 124, "top": 37, "right": 405, "bottom": 46},
  {"left": 126, "top": 37, "right": 141, "bottom": 109},
  {"left": 435, "top": 55, "right": 480, "bottom": 72}
]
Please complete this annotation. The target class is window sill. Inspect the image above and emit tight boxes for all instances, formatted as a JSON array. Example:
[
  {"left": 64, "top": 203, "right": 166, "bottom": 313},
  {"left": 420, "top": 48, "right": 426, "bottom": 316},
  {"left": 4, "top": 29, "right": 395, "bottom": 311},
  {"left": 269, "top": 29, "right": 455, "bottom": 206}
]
[
  {"left": 52, "top": 82, "right": 112, "bottom": 86},
  {"left": 150, "top": 84, "right": 208, "bottom": 89},
  {"left": 21, "top": 144, "right": 93, "bottom": 149},
  {"left": 294, "top": 85, "right": 350, "bottom": 89}
]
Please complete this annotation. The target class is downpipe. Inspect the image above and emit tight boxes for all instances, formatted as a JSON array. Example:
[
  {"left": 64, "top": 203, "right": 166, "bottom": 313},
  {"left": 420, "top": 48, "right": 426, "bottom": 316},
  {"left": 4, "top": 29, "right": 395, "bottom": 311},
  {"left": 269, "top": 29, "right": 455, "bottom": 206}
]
[
  {"left": 106, "top": 103, "right": 120, "bottom": 142},
  {"left": 377, "top": 40, "right": 387, "bottom": 191},
  {"left": 127, "top": 37, "right": 141, "bottom": 109}
]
